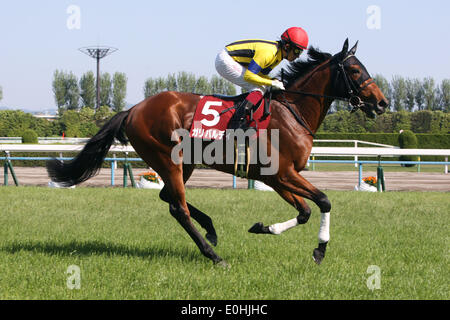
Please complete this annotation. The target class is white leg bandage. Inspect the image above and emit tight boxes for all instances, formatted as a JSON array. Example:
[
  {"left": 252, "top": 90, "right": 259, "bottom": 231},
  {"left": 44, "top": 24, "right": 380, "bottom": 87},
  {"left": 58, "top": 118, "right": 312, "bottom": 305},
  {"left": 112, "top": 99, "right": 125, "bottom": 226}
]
[
  {"left": 318, "top": 212, "right": 330, "bottom": 243},
  {"left": 269, "top": 218, "right": 299, "bottom": 235}
]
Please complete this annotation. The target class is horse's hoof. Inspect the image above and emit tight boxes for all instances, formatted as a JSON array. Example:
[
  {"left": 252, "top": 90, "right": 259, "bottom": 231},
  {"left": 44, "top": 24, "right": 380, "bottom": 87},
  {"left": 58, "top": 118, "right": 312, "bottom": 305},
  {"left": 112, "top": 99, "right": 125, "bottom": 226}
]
[
  {"left": 248, "top": 222, "right": 270, "bottom": 234},
  {"left": 312, "top": 242, "right": 328, "bottom": 265},
  {"left": 206, "top": 233, "right": 218, "bottom": 247},
  {"left": 215, "top": 259, "right": 230, "bottom": 269},
  {"left": 312, "top": 248, "right": 324, "bottom": 265}
]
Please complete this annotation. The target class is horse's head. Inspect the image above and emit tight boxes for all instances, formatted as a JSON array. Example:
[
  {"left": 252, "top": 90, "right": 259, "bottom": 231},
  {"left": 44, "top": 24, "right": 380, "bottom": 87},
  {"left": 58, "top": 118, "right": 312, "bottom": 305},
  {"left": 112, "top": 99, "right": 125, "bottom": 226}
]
[{"left": 332, "top": 39, "right": 389, "bottom": 118}]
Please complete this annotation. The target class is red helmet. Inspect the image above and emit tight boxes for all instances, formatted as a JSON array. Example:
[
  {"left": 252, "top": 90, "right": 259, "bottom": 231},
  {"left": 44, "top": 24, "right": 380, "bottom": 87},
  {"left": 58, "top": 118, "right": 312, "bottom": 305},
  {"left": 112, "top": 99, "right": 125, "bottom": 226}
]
[{"left": 281, "top": 27, "right": 309, "bottom": 50}]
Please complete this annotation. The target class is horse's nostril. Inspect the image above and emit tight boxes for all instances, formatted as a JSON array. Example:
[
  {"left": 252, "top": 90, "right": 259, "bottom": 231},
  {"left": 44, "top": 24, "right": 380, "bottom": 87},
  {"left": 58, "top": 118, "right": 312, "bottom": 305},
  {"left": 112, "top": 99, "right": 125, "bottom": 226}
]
[{"left": 378, "top": 99, "right": 388, "bottom": 108}]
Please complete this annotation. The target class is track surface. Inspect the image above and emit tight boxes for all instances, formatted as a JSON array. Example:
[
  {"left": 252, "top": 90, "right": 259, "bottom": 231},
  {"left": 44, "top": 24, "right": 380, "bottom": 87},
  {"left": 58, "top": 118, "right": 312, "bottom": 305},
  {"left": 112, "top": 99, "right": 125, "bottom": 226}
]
[{"left": 3, "top": 167, "right": 450, "bottom": 191}]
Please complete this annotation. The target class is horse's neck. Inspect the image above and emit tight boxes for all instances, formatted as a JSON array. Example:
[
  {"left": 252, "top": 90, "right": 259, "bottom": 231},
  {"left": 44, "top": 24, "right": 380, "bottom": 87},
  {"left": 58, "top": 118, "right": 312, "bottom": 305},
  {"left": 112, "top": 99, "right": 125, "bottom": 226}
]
[{"left": 290, "top": 67, "right": 334, "bottom": 133}]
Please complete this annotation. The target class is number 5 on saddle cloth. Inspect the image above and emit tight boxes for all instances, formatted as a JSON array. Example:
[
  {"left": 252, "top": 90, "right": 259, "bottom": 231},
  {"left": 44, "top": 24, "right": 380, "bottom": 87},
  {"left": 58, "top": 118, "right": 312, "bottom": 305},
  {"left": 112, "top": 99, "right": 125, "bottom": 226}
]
[{"left": 189, "top": 91, "right": 273, "bottom": 178}]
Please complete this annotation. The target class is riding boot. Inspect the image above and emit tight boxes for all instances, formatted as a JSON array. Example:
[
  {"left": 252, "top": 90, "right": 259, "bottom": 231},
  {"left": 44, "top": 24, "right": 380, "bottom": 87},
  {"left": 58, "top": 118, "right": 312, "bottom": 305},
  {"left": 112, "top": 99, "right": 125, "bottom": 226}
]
[
  {"left": 229, "top": 90, "right": 262, "bottom": 131},
  {"left": 229, "top": 99, "right": 255, "bottom": 130}
]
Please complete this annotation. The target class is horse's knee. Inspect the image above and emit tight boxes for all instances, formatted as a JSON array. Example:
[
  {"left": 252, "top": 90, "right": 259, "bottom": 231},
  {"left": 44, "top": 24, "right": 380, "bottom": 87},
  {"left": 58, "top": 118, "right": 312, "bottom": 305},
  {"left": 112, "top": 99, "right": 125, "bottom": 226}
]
[
  {"left": 159, "top": 187, "right": 172, "bottom": 203},
  {"left": 296, "top": 206, "right": 311, "bottom": 224},
  {"left": 316, "top": 193, "right": 331, "bottom": 213}
]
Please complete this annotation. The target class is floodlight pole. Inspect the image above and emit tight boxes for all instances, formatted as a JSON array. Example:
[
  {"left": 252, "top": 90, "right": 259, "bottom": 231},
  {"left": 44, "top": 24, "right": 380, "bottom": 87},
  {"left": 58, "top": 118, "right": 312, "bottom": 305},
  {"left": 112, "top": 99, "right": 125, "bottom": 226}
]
[
  {"left": 96, "top": 53, "right": 101, "bottom": 110},
  {"left": 79, "top": 46, "right": 118, "bottom": 109}
]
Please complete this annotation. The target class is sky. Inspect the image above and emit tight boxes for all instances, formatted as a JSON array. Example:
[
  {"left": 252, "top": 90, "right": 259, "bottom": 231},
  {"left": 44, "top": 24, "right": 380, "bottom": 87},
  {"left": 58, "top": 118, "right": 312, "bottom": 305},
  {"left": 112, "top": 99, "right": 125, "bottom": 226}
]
[{"left": 0, "top": 0, "right": 449, "bottom": 111}]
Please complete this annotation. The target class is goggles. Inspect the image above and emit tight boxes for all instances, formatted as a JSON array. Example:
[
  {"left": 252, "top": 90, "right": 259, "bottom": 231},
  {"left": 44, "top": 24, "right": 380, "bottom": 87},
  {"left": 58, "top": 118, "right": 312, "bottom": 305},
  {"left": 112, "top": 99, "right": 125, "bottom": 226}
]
[{"left": 292, "top": 47, "right": 303, "bottom": 55}]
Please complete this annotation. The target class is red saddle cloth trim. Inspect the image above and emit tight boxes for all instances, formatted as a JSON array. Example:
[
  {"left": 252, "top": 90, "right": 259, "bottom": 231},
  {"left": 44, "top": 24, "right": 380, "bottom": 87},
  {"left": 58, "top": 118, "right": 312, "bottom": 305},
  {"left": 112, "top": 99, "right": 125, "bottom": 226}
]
[{"left": 190, "top": 96, "right": 271, "bottom": 140}]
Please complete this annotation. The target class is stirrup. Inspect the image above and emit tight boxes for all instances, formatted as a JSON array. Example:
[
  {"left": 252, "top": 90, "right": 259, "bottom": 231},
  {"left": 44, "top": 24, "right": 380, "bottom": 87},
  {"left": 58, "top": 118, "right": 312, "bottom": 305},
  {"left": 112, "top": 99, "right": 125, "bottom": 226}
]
[
  {"left": 234, "top": 139, "right": 250, "bottom": 178},
  {"left": 228, "top": 99, "right": 254, "bottom": 130}
]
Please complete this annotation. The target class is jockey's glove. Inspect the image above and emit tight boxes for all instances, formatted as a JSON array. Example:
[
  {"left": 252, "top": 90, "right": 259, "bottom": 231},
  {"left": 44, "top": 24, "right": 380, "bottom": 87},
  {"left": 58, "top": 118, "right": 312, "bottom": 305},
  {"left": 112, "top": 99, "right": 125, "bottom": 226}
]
[{"left": 271, "top": 79, "right": 285, "bottom": 91}]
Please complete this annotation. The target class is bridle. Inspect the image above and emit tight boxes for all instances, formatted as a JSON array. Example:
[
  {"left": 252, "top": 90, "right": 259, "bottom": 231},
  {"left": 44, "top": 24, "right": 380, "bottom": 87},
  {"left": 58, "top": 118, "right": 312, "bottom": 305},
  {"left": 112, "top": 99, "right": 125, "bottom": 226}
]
[
  {"left": 275, "top": 53, "right": 376, "bottom": 137},
  {"left": 336, "top": 54, "right": 375, "bottom": 113},
  {"left": 280, "top": 54, "right": 376, "bottom": 112}
]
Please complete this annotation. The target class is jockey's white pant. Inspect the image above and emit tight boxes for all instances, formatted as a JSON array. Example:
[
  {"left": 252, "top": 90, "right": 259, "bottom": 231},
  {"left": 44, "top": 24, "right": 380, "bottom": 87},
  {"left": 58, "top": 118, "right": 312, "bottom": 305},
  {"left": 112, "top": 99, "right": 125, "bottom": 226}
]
[{"left": 215, "top": 49, "right": 265, "bottom": 94}]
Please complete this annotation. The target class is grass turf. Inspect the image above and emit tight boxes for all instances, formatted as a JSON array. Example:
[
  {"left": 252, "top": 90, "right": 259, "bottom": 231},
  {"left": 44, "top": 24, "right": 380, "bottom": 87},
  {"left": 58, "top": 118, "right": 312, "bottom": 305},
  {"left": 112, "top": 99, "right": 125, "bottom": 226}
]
[{"left": 0, "top": 186, "right": 448, "bottom": 299}]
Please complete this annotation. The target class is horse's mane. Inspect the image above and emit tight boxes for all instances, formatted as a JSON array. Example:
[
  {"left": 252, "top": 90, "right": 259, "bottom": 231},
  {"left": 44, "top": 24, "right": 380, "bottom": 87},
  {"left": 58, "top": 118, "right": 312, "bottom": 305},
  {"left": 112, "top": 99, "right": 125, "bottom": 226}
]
[{"left": 280, "top": 46, "right": 332, "bottom": 88}]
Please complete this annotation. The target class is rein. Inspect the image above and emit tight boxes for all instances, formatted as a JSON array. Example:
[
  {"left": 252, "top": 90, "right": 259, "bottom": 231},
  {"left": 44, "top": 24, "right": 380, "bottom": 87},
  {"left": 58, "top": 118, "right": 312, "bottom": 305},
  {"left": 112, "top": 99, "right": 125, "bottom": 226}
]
[
  {"left": 281, "top": 56, "right": 375, "bottom": 110},
  {"left": 276, "top": 55, "right": 376, "bottom": 136}
]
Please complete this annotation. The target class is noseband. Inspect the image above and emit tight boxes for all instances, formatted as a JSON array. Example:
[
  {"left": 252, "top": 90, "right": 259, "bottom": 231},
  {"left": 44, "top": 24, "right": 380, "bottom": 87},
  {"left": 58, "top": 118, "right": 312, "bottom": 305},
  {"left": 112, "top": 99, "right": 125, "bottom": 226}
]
[
  {"left": 281, "top": 54, "right": 376, "bottom": 110},
  {"left": 276, "top": 54, "right": 377, "bottom": 137},
  {"left": 338, "top": 54, "right": 375, "bottom": 113}
]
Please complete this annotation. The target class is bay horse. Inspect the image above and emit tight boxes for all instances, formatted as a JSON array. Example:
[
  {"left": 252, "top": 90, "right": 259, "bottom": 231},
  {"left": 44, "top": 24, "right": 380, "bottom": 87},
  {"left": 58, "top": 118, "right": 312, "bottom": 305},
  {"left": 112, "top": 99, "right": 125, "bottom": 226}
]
[{"left": 47, "top": 39, "right": 388, "bottom": 267}]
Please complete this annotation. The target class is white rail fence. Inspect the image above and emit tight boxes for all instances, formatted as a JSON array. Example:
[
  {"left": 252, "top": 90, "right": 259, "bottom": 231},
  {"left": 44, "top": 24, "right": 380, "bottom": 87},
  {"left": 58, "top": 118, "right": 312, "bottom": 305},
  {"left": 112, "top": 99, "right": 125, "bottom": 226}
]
[
  {"left": 0, "top": 137, "right": 90, "bottom": 144},
  {"left": 1, "top": 143, "right": 449, "bottom": 173},
  {"left": 1, "top": 143, "right": 449, "bottom": 189}
]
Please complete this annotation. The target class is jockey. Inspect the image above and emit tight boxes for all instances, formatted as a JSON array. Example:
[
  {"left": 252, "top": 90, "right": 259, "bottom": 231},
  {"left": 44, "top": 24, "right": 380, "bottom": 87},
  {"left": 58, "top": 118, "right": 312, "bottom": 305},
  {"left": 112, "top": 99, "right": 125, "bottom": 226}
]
[{"left": 215, "top": 27, "right": 309, "bottom": 128}]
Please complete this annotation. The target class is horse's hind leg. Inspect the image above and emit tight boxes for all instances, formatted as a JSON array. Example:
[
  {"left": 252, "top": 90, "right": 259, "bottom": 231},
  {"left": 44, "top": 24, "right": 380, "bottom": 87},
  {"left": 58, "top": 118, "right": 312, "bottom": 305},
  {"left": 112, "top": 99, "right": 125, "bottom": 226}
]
[
  {"left": 156, "top": 158, "right": 226, "bottom": 266},
  {"left": 159, "top": 164, "right": 218, "bottom": 246}
]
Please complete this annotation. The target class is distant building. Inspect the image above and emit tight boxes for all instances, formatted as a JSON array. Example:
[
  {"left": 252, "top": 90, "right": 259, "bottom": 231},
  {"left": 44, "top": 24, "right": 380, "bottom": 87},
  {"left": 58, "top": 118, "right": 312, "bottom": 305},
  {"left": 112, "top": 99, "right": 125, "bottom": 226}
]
[{"left": 33, "top": 114, "right": 59, "bottom": 121}]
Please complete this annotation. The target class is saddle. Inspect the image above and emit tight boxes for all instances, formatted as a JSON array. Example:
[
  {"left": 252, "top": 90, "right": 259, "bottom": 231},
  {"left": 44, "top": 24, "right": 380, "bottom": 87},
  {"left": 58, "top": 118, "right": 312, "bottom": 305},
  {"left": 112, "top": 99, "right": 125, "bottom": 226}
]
[
  {"left": 222, "top": 91, "right": 273, "bottom": 179},
  {"left": 216, "top": 92, "right": 272, "bottom": 131},
  {"left": 189, "top": 91, "right": 273, "bottom": 179}
]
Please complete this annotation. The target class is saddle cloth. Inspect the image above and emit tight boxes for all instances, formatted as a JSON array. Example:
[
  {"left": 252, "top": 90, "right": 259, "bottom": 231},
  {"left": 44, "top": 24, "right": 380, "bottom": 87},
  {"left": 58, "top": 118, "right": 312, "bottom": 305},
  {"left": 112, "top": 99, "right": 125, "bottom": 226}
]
[{"left": 189, "top": 95, "right": 271, "bottom": 140}]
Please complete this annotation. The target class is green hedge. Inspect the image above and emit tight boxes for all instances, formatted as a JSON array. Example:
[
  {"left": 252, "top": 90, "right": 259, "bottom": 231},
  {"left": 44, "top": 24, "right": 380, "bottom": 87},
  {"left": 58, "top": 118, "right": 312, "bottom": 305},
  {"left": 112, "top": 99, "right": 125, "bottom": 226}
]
[
  {"left": 21, "top": 129, "right": 38, "bottom": 144},
  {"left": 314, "top": 133, "right": 450, "bottom": 149},
  {"left": 3, "top": 133, "right": 449, "bottom": 167},
  {"left": 398, "top": 130, "right": 418, "bottom": 166},
  {"left": 313, "top": 133, "right": 449, "bottom": 162}
]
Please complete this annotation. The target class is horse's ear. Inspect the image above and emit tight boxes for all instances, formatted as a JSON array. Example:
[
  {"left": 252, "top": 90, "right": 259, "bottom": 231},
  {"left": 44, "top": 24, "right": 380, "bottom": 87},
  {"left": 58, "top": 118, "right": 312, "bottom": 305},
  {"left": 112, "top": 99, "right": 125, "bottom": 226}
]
[
  {"left": 341, "top": 38, "right": 349, "bottom": 54},
  {"left": 349, "top": 41, "right": 358, "bottom": 55}
]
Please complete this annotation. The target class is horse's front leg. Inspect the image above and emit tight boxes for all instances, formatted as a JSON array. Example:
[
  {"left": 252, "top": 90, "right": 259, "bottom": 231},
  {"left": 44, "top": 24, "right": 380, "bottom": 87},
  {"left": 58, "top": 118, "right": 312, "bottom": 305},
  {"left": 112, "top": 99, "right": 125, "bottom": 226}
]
[
  {"left": 248, "top": 187, "right": 311, "bottom": 235},
  {"left": 250, "top": 168, "right": 331, "bottom": 265}
]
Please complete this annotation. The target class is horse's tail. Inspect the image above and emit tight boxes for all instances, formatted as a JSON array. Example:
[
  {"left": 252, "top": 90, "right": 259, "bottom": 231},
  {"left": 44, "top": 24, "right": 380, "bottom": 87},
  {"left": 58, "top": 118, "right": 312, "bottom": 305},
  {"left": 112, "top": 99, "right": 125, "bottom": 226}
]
[{"left": 46, "top": 110, "right": 130, "bottom": 187}]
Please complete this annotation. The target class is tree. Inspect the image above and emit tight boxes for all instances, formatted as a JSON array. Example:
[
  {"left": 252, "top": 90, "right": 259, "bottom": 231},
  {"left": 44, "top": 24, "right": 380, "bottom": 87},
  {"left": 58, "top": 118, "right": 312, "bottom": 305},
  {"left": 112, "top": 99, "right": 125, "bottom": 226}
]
[
  {"left": 194, "top": 76, "right": 211, "bottom": 94},
  {"left": 143, "top": 77, "right": 167, "bottom": 98},
  {"left": 330, "top": 100, "right": 349, "bottom": 113},
  {"left": 112, "top": 72, "right": 127, "bottom": 112},
  {"left": 405, "top": 78, "right": 417, "bottom": 111},
  {"left": 224, "top": 81, "right": 237, "bottom": 95},
  {"left": 176, "top": 71, "right": 196, "bottom": 92},
  {"left": 0, "top": 85, "right": 3, "bottom": 103},
  {"left": 423, "top": 77, "right": 436, "bottom": 111},
  {"left": 79, "top": 107, "right": 98, "bottom": 137},
  {"left": 391, "top": 75, "right": 407, "bottom": 111},
  {"left": 60, "top": 109, "right": 81, "bottom": 137},
  {"left": 414, "top": 79, "right": 425, "bottom": 111},
  {"left": 65, "top": 72, "right": 80, "bottom": 110},
  {"left": 438, "top": 79, "right": 450, "bottom": 112},
  {"left": 79, "top": 71, "right": 96, "bottom": 109},
  {"left": 53, "top": 70, "right": 80, "bottom": 112},
  {"left": 100, "top": 72, "right": 112, "bottom": 108},
  {"left": 143, "top": 79, "right": 156, "bottom": 98},
  {"left": 210, "top": 75, "right": 223, "bottom": 94},
  {"left": 373, "top": 74, "right": 391, "bottom": 107},
  {"left": 94, "top": 105, "right": 114, "bottom": 127},
  {"left": 166, "top": 73, "right": 177, "bottom": 91},
  {"left": 210, "top": 75, "right": 236, "bottom": 95},
  {"left": 52, "top": 70, "right": 67, "bottom": 114}
]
